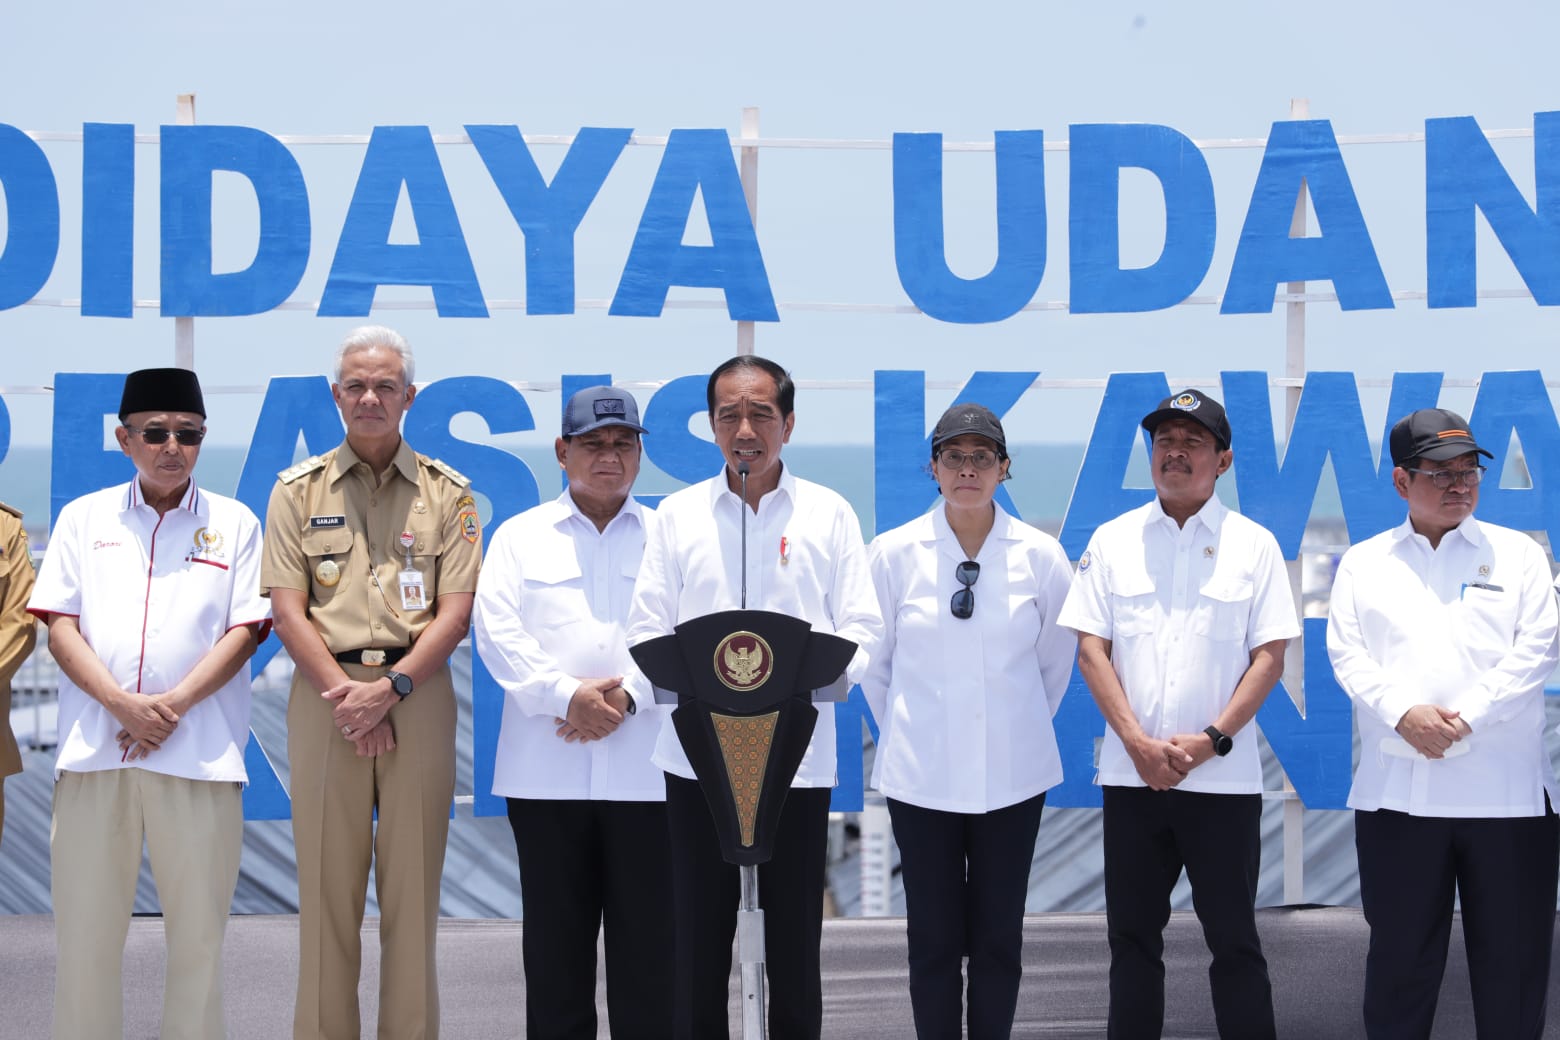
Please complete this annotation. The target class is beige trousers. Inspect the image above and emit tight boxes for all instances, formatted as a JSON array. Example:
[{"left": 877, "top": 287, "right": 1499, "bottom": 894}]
[
  {"left": 289, "top": 663, "right": 456, "bottom": 1040},
  {"left": 51, "top": 767, "right": 243, "bottom": 1040}
]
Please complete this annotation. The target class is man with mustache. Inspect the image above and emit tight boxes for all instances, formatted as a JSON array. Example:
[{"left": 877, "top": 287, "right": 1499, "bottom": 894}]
[
  {"left": 1327, "top": 408, "right": 1558, "bottom": 1040},
  {"left": 1059, "top": 389, "right": 1299, "bottom": 1040}
]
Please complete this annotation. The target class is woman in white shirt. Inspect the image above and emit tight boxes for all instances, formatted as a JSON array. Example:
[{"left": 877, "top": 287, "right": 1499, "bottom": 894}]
[{"left": 863, "top": 403, "right": 1076, "bottom": 1040}]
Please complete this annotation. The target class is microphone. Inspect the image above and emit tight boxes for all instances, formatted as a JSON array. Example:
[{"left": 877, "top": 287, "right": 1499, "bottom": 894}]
[{"left": 737, "top": 461, "right": 750, "bottom": 609}]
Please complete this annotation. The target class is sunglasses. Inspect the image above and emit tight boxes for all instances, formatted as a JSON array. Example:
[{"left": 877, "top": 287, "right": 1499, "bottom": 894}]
[
  {"left": 950, "top": 559, "right": 980, "bottom": 619},
  {"left": 124, "top": 424, "right": 205, "bottom": 446}
]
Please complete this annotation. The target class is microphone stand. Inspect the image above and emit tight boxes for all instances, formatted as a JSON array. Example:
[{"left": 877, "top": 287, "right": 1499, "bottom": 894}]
[{"left": 735, "top": 461, "right": 767, "bottom": 1040}]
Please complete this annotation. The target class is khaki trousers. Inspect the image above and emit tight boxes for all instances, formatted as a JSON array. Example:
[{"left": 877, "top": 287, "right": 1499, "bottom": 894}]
[
  {"left": 289, "top": 662, "right": 455, "bottom": 1040},
  {"left": 51, "top": 767, "right": 243, "bottom": 1040}
]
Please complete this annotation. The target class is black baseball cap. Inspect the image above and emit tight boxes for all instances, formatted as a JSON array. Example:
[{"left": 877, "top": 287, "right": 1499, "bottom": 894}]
[
  {"left": 561, "top": 386, "right": 647, "bottom": 438},
  {"left": 1141, "top": 389, "right": 1231, "bottom": 450},
  {"left": 1388, "top": 408, "right": 1492, "bottom": 467},
  {"left": 931, "top": 403, "right": 1007, "bottom": 455}
]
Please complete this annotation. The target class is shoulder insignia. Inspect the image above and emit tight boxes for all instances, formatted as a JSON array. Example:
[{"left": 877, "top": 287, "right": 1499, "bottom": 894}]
[
  {"left": 427, "top": 457, "right": 471, "bottom": 488},
  {"left": 0, "top": 501, "right": 20, "bottom": 520},
  {"left": 278, "top": 455, "right": 328, "bottom": 484}
]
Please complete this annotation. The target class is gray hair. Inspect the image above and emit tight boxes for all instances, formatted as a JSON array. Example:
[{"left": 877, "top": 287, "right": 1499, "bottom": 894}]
[{"left": 333, "top": 325, "right": 415, "bottom": 385}]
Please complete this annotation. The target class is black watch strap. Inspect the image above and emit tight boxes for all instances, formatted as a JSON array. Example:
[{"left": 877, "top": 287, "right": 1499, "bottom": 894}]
[{"left": 1204, "top": 725, "right": 1233, "bottom": 757}]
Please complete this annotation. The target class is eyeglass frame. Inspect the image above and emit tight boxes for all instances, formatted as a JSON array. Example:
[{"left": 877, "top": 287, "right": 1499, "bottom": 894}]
[
  {"left": 935, "top": 448, "right": 1003, "bottom": 471},
  {"left": 1403, "top": 465, "right": 1486, "bottom": 490},
  {"left": 123, "top": 424, "right": 206, "bottom": 447},
  {"left": 950, "top": 559, "right": 980, "bottom": 620}
]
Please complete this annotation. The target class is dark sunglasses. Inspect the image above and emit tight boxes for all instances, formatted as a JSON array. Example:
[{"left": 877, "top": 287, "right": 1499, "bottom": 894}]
[
  {"left": 124, "top": 424, "right": 205, "bottom": 446},
  {"left": 950, "top": 559, "right": 980, "bottom": 619}
]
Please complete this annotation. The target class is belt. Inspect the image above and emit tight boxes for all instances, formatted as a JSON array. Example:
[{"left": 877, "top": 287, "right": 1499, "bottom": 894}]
[{"left": 334, "top": 647, "right": 408, "bottom": 667}]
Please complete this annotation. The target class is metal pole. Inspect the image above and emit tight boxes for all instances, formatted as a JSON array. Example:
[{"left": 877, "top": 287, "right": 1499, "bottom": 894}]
[
  {"left": 738, "top": 863, "right": 767, "bottom": 1038},
  {"left": 1281, "top": 96, "right": 1310, "bottom": 906},
  {"left": 736, "top": 106, "right": 759, "bottom": 357},
  {"left": 174, "top": 93, "right": 197, "bottom": 370}
]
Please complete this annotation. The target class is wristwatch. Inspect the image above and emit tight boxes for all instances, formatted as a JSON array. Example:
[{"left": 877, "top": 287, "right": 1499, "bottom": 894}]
[
  {"left": 386, "top": 671, "right": 414, "bottom": 699},
  {"left": 1204, "top": 725, "right": 1233, "bottom": 757}
]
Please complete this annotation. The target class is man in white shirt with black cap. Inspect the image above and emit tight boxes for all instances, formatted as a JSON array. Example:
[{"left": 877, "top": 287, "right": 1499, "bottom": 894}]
[
  {"left": 1059, "top": 388, "right": 1299, "bottom": 1040},
  {"left": 1327, "top": 407, "right": 1559, "bottom": 1040},
  {"left": 474, "top": 385, "right": 672, "bottom": 1040},
  {"left": 29, "top": 367, "right": 270, "bottom": 1040},
  {"left": 626, "top": 354, "right": 882, "bottom": 1040}
]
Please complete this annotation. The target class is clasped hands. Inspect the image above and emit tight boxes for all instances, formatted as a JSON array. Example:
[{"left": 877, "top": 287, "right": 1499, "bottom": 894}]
[
  {"left": 324, "top": 678, "right": 398, "bottom": 757},
  {"left": 554, "top": 676, "right": 632, "bottom": 744},
  {"left": 1394, "top": 704, "right": 1470, "bottom": 759}
]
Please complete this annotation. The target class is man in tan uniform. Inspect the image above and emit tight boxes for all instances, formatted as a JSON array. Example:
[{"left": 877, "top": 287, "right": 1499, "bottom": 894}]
[
  {"left": 262, "top": 326, "right": 482, "bottom": 1040},
  {"left": 0, "top": 501, "right": 36, "bottom": 847}
]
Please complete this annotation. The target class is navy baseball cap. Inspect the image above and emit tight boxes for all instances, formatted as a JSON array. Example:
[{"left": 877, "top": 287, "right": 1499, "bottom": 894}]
[
  {"left": 561, "top": 386, "right": 647, "bottom": 438},
  {"left": 1141, "top": 389, "right": 1232, "bottom": 450}
]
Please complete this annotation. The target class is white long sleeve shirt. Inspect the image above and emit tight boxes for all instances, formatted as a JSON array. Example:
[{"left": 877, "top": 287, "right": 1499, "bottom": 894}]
[
  {"left": 474, "top": 491, "right": 665, "bottom": 801},
  {"left": 28, "top": 480, "right": 270, "bottom": 781},
  {"left": 625, "top": 465, "right": 883, "bottom": 787},
  {"left": 1326, "top": 516, "right": 1559, "bottom": 818},
  {"left": 862, "top": 504, "right": 1075, "bottom": 813},
  {"left": 1057, "top": 495, "right": 1300, "bottom": 794}
]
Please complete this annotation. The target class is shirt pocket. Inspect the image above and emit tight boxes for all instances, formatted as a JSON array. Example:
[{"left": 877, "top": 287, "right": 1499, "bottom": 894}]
[
  {"left": 301, "top": 527, "right": 357, "bottom": 602},
  {"left": 1456, "top": 585, "right": 1520, "bottom": 661},
  {"left": 1109, "top": 575, "right": 1159, "bottom": 638},
  {"left": 523, "top": 554, "right": 586, "bottom": 631},
  {"left": 1191, "top": 577, "right": 1252, "bottom": 644}
]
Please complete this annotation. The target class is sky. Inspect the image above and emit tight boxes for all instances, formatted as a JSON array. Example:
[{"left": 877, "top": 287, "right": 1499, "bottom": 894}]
[{"left": 1, "top": 1, "right": 1557, "bottom": 453}]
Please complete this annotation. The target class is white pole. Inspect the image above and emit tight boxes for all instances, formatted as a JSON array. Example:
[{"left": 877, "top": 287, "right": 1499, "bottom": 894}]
[
  {"left": 1281, "top": 96, "right": 1310, "bottom": 906},
  {"left": 174, "top": 93, "right": 197, "bottom": 371},
  {"left": 737, "top": 106, "right": 759, "bottom": 357}
]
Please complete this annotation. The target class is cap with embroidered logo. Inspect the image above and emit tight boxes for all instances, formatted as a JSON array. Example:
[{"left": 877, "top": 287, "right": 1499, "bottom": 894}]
[
  {"left": 1388, "top": 408, "right": 1492, "bottom": 467},
  {"left": 561, "top": 386, "right": 647, "bottom": 438},
  {"left": 931, "top": 403, "right": 1007, "bottom": 455},
  {"left": 1141, "top": 389, "right": 1232, "bottom": 451}
]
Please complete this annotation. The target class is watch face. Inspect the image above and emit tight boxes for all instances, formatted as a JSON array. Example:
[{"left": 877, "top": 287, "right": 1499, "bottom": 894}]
[{"left": 390, "top": 672, "right": 413, "bottom": 696}]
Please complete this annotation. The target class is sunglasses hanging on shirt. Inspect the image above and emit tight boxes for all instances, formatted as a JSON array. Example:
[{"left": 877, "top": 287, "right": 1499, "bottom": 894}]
[{"left": 950, "top": 559, "right": 980, "bottom": 619}]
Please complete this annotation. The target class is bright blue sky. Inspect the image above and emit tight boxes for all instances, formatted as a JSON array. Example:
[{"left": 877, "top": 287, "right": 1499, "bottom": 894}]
[{"left": 1, "top": 1, "right": 1556, "bottom": 449}]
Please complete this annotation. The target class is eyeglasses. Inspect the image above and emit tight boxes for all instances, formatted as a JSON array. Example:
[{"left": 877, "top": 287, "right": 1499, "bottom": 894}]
[
  {"left": 124, "top": 425, "right": 205, "bottom": 446},
  {"left": 1405, "top": 466, "right": 1485, "bottom": 490},
  {"left": 950, "top": 560, "right": 980, "bottom": 619},
  {"left": 937, "top": 449, "right": 1000, "bottom": 471}
]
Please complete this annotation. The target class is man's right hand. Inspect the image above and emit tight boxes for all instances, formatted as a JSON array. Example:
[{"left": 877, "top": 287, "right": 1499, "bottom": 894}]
[
  {"left": 109, "top": 691, "right": 179, "bottom": 750},
  {"left": 1127, "top": 733, "right": 1195, "bottom": 791},
  {"left": 558, "top": 677, "right": 627, "bottom": 743},
  {"left": 1395, "top": 704, "right": 1464, "bottom": 759}
]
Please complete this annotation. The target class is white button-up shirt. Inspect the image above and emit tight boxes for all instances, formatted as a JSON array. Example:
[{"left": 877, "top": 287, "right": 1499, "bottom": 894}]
[
  {"left": 1058, "top": 496, "right": 1300, "bottom": 794},
  {"left": 1327, "top": 516, "right": 1559, "bottom": 818},
  {"left": 474, "top": 491, "right": 664, "bottom": 801},
  {"left": 28, "top": 480, "right": 270, "bottom": 781},
  {"left": 626, "top": 465, "right": 883, "bottom": 787},
  {"left": 862, "top": 504, "right": 1075, "bottom": 813}
]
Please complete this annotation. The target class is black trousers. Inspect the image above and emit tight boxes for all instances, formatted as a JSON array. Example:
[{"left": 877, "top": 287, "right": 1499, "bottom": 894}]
[
  {"left": 1355, "top": 806, "right": 1560, "bottom": 1040},
  {"left": 506, "top": 797, "right": 675, "bottom": 1040},
  {"left": 664, "top": 773, "right": 832, "bottom": 1040},
  {"left": 1102, "top": 786, "right": 1274, "bottom": 1040},
  {"left": 887, "top": 794, "right": 1046, "bottom": 1040}
]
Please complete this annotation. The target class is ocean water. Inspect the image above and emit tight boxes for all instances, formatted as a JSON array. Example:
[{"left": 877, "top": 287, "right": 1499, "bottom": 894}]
[{"left": 0, "top": 440, "right": 1346, "bottom": 545}]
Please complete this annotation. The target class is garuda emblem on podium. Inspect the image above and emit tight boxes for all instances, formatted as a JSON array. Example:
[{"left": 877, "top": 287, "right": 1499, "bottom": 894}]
[{"left": 714, "top": 631, "right": 773, "bottom": 692}]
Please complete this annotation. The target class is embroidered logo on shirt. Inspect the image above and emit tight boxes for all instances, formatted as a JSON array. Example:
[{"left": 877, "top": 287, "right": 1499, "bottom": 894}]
[
  {"left": 187, "top": 526, "right": 229, "bottom": 569},
  {"left": 1077, "top": 551, "right": 1092, "bottom": 575},
  {"left": 92, "top": 540, "right": 122, "bottom": 551},
  {"left": 456, "top": 495, "right": 481, "bottom": 544}
]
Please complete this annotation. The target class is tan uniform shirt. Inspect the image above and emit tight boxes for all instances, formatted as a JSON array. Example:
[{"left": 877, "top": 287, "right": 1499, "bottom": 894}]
[
  {"left": 260, "top": 440, "right": 481, "bottom": 651},
  {"left": 0, "top": 503, "right": 37, "bottom": 778}
]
